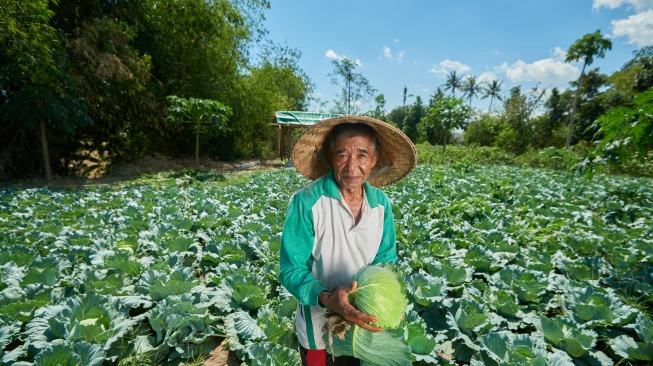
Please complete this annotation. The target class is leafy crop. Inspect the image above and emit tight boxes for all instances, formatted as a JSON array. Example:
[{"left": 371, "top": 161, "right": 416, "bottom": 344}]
[
  {"left": 349, "top": 265, "right": 408, "bottom": 329},
  {"left": 1, "top": 164, "right": 652, "bottom": 365}
]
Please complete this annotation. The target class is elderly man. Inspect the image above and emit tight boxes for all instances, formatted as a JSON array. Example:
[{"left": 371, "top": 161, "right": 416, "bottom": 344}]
[{"left": 279, "top": 116, "right": 416, "bottom": 366}]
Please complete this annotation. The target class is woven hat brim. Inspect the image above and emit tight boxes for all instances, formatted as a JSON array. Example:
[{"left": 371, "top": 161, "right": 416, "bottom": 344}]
[{"left": 291, "top": 116, "right": 417, "bottom": 187}]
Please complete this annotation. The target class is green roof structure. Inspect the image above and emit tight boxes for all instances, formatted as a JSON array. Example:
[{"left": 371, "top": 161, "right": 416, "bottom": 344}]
[
  {"left": 271, "top": 111, "right": 342, "bottom": 160},
  {"left": 272, "top": 111, "right": 342, "bottom": 126}
]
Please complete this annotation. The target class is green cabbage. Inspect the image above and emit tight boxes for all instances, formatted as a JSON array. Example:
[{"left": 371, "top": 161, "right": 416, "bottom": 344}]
[
  {"left": 349, "top": 265, "right": 408, "bottom": 329},
  {"left": 324, "top": 264, "right": 412, "bottom": 366}
]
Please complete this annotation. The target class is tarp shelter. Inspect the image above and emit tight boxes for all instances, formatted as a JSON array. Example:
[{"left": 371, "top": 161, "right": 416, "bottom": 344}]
[{"left": 271, "top": 111, "right": 342, "bottom": 161}]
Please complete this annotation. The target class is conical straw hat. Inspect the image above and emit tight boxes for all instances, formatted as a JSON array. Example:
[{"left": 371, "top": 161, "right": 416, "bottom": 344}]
[{"left": 291, "top": 115, "right": 417, "bottom": 187}]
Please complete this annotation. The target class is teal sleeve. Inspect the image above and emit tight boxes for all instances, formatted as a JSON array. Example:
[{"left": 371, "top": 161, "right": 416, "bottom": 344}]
[
  {"left": 278, "top": 194, "right": 328, "bottom": 306},
  {"left": 372, "top": 196, "right": 397, "bottom": 265}
]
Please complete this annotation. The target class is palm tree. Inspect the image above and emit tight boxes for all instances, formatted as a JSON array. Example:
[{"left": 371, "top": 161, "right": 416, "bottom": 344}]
[
  {"left": 481, "top": 79, "right": 503, "bottom": 113},
  {"left": 443, "top": 71, "right": 463, "bottom": 97},
  {"left": 461, "top": 75, "right": 482, "bottom": 107},
  {"left": 402, "top": 85, "right": 414, "bottom": 107}
]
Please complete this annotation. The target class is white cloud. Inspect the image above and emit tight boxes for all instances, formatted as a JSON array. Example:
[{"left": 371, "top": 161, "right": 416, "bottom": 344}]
[
  {"left": 593, "top": 0, "right": 653, "bottom": 10},
  {"left": 611, "top": 9, "right": 653, "bottom": 46},
  {"left": 429, "top": 59, "right": 472, "bottom": 76},
  {"left": 496, "top": 58, "right": 579, "bottom": 88},
  {"left": 325, "top": 49, "right": 339, "bottom": 60},
  {"left": 383, "top": 46, "right": 392, "bottom": 58},
  {"left": 397, "top": 51, "right": 405, "bottom": 63},
  {"left": 325, "top": 49, "right": 362, "bottom": 66},
  {"left": 552, "top": 47, "right": 567, "bottom": 61},
  {"left": 478, "top": 72, "right": 498, "bottom": 84}
]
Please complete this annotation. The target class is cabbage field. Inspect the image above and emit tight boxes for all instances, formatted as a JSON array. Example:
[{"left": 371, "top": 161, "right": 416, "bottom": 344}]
[{"left": 1, "top": 164, "right": 652, "bottom": 365}]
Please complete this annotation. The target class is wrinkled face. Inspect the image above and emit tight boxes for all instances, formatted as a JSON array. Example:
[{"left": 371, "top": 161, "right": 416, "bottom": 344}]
[{"left": 332, "top": 135, "right": 378, "bottom": 192}]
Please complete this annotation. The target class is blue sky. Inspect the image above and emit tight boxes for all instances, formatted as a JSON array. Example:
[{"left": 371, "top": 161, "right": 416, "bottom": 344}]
[{"left": 262, "top": 0, "right": 653, "bottom": 113}]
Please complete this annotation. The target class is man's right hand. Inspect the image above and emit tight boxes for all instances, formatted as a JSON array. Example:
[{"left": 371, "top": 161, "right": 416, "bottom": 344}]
[{"left": 318, "top": 281, "right": 383, "bottom": 332}]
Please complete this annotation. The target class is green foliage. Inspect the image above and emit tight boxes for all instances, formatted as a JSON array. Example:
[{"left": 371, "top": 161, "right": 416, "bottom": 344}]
[
  {"left": 414, "top": 137, "right": 652, "bottom": 178},
  {"left": 593, "top": 89, "right": 653, "bottom": 162},
  {"left": 0, "top": 0, "right": 59, "bottom": 83},
  {"left": 420, "top": 94, "right": 471, "bottom": 149},
  {"left": 226, "top": 44, "right": 313, "bottom": 158},
  {"left": 1, "top": 0, "right": 312, "bottom": 179},
  {"left": 464, "top": 115, "right": 505, "bottom": 147},
  {"left": 365, "top": 93, "right": 387, "bottom": 120},
  {"left": 402, "top": 95, "right": 425, "bottom": 142},
  {"left": 416, "top": 143, "right": 516, "bottom": 166},
  {"left": 572, "top": 89, "right": 653, "bottom": 178},
  {"left": 386, "top": 105, "right": 407, "bottom": 130},
  {"left": 566, "top": 30, "right": 613, "bottom": 68},
  {"left": 481, "top": 79, "right": 504, "bottom": 113},
  {"left": 565, "top": 29, "right": 612, "bottom": 148},
  {"left": 497, "top": 86, "right": 545, "bottom": 154},
  {"left": 1, "top": 164, "right": 653, "bottom": 365},
  {"left": 166, "top": 96, "right": 232, "bottom": 165}
]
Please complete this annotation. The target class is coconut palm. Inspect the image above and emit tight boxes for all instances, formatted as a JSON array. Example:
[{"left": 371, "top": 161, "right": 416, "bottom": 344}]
[
  {"left": 461, "top": 75, "right": 483, "bottom": 107},
  {"left": 443, "top": 71, "right": 463, "bottom": 97},
  {"left": 481, "top": 79, "right": 503, "bottom": 113}
]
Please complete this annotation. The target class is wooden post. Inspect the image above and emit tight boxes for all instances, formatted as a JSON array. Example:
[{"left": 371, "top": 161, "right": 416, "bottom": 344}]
[
  {"left": 277, "top": 124, "right": 282, "bottom": 161},
  {"left": 286, "top": 127, "right": 291, "bottom": 161},
  {"left": 40, "top": 119, "right": 53, "bottom": 183}
]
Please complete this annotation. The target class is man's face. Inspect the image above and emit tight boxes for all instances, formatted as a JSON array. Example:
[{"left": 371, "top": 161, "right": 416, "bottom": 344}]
[{"left": 332, "top": 135, "right": 378, "bottom": 192}]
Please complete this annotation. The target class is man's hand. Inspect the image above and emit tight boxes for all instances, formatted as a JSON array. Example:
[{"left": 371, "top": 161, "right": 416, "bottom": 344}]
[{"left": 318, "top": 281, "right": 383, "bottom": 332}]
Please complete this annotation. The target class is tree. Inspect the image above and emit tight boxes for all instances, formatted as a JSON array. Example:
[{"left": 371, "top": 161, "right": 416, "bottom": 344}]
[
  {"left": 0, "top": 0, "right": 92, "bottom": 181},
  {"left": 443, "top": 71, "right": 463, "bottom": 97},
  {"left": 366, "top": 94, "right": 386, "bottom": 120},
  {"left": 565, "top": 30, "right": 612, "bottom": 148},
  {"left": 166, "top": 96, "right": 232, "bottom": 168},
  {"left": 387, "top": 106, "right": 407, "bottom": 129},
  {"left": 329, "top": 58, "right": 376, "bottom": 115},
  {"left": 570, "top": 68, "right": 609, "bottom": 142},
  {"left": 609, "top": 46, "right": 653, "bottom": 100},
  {"left": 402, "top": 96, "right": 424, "bottom": 142},
  {"left": 401, "top": 85, "right": 414, "bottom": 107},
  {"left": 537, "top": 87, "right": 568, "bottom": 148},
  {"left": 481, "top": 79, "right": 503, "bottom": 113},
  {"left": 421, "top": 95, "right": 471, "bottom": 152},
  {"left": 461, "top": 75, "right": 483, "bottom": 107},
  {"left": 498, "top": 85, "right": 545, "bottom": 154},
  {"left": 226, "top": 43, "right": 313, "bottom": 158},
  {"left": 464, "top": 115, "right": 503, "bottom": 147},
  {"left": 62, "top": 13, "right": 158, "bottom": 167},
  {"left": 591, "top": 89, "right": 653, "bottom": 166}
]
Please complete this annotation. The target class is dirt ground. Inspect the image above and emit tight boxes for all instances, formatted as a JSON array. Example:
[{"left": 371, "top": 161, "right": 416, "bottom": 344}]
[
  {"left": 202, "top": 340, "right": 240, "bottom": 366},
  {"left": 3, "top": 154, "right": 286, "bottom": 188}
]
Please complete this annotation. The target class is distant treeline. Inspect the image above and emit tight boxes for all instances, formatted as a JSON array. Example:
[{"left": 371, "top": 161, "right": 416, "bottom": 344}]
[{"left": 380, "top": 44, "right": 652, "bottom": 175}]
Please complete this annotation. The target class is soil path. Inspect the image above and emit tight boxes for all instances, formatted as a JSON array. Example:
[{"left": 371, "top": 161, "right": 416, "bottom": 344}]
[{"left": 2, "top": 155, "right": 284, "bottom": 188}]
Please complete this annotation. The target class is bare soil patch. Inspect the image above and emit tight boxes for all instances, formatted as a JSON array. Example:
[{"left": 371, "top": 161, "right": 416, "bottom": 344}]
[
  {"left": 202, "top": 340, "right": 240, "bottom": 366},
  {"left": 2, "top": 155, "right": 285, "bottom": 188}
]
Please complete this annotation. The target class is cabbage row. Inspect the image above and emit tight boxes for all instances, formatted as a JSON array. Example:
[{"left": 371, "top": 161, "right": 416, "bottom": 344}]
[{"left": 0, "top": 164, "right": 652, "bottom": 365}]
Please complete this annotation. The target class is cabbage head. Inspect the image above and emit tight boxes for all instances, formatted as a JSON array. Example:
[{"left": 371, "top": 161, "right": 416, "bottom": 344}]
[{"left": 349, "top": 265, "right": 408, "bottom": 329}]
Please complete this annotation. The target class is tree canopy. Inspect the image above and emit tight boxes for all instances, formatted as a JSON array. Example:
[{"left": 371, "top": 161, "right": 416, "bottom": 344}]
[{"left": 0, "top": 0, "right": 313, "bottom": 179}]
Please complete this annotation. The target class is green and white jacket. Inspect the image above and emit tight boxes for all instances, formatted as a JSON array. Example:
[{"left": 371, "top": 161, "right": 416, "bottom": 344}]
[{"left": 279, "top": 170, "right": 397, "bottom": 350}]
